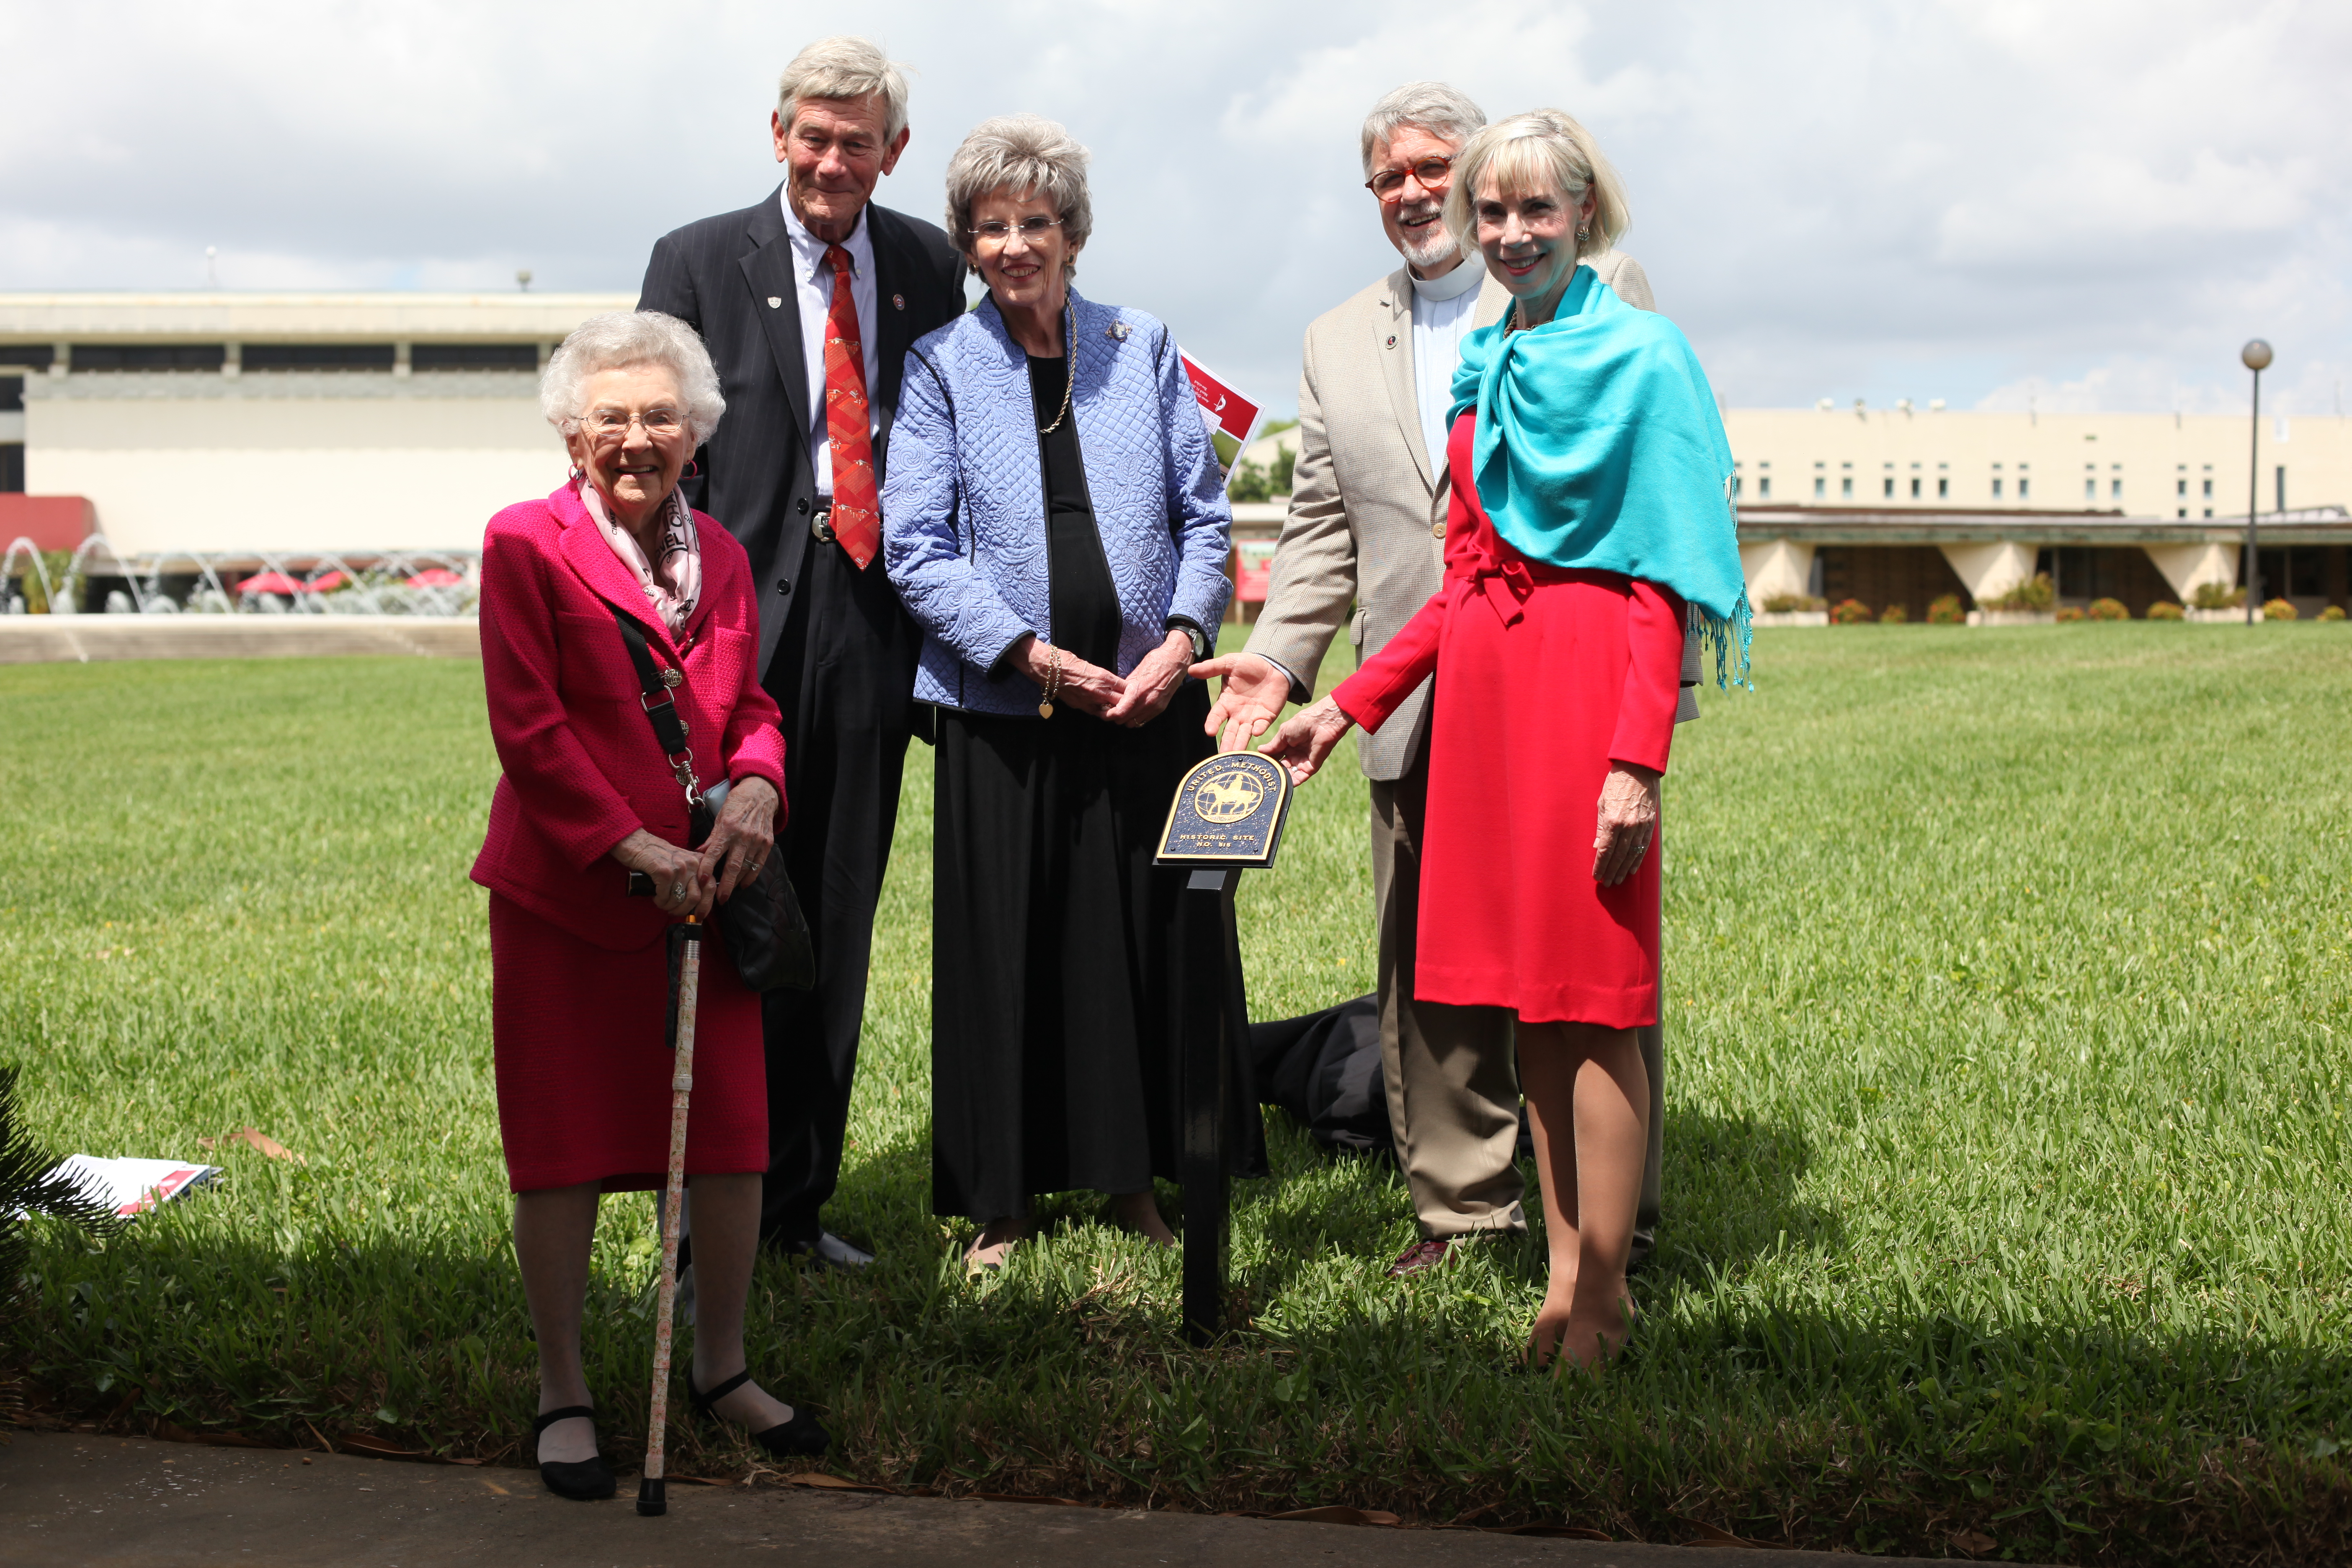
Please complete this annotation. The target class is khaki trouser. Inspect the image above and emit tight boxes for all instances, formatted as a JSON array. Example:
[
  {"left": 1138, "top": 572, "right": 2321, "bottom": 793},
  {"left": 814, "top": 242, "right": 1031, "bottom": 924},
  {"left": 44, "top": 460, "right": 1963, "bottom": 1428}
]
[{"left": 1369, "top": 733, "right": 1665, "bottom": 1248}]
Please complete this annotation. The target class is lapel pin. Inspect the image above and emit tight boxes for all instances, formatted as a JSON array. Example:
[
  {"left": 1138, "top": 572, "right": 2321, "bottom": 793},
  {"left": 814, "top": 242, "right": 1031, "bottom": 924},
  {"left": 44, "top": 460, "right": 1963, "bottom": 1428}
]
[
  {"left": 1107, "top": 321, "right": 1132, "bottom": 341},
  {"left": 892, "top": 293, "right": 906, "bottom": 310},
  {"left": 767, "top": 296, "right": 783, "bottom": 309},
  {"left": 1386, "top": 335, "right": 1397, "bottom": 348}
]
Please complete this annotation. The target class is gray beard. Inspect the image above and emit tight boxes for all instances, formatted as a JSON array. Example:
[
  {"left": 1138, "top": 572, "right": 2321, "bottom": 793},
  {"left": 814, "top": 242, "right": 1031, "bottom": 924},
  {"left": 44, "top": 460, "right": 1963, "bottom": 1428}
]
[{"left": 1396, "top": 211, "right": 1457, "bottom": 272}]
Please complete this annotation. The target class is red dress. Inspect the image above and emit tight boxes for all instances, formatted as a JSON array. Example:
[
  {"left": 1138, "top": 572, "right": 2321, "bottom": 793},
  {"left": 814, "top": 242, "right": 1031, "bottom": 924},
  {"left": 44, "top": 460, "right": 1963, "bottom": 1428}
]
[
  {"left": 470, "top": 483, "right": 787, "bottom": 1194},
  {"left": 1332, "top": 413, "right": 1684, "bottom": 1027}
]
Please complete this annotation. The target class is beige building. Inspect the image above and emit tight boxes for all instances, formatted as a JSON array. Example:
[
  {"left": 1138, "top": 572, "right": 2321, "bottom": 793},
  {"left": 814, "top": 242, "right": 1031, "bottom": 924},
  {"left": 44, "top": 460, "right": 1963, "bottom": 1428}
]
[
  {"left": 0, "top": 291, "right": 629, "bottom": 556},
  {"left": 1722, "top": 404, "right": 2352, "bottom": 617}
]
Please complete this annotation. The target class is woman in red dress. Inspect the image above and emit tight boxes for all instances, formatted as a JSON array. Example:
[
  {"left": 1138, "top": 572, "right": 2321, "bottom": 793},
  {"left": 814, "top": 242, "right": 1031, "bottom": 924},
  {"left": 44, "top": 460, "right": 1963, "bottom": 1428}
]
[
  {"left": 471, "top": 312, "right": 825, "bottom": 1497},
  {"left": 1264, "top": 112, "right": 1749, "bottom": 1371}
]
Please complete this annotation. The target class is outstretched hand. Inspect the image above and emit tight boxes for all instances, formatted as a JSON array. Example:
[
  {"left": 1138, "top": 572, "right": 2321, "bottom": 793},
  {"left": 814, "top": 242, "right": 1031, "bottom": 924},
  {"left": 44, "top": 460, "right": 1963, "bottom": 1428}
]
[
  {"left": 1191, "top": 652, "right": 1292, "bottom": 753},
  {"left": 1259, "top": 695, "right": 1355, "bottom": 785}
]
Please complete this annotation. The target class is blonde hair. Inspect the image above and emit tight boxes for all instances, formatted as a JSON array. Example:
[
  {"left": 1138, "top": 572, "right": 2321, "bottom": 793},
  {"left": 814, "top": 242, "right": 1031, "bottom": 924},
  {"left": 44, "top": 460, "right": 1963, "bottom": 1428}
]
[
  {"left": 1442, "top": 109, "right": 1630, "bottom": 263},
  {"left": 777, "top": 36, "right": 910, "bottom": 143}
]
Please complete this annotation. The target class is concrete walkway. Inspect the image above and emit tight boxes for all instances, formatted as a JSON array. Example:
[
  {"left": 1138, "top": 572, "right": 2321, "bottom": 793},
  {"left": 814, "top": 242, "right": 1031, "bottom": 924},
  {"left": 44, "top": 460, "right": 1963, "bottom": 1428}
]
[
  {"left": 0, "top": 616, "right": 478, "bottom": 664},
  {"left": 3, "top": 1432, "right": 1963, "bottom": 1567}
]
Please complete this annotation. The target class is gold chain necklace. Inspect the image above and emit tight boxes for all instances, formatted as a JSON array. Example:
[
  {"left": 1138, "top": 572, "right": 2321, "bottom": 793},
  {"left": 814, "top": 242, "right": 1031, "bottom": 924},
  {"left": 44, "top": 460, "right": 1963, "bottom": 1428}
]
[{"left": 1037, "top": 302, "right": 1076, "bottom": 434}]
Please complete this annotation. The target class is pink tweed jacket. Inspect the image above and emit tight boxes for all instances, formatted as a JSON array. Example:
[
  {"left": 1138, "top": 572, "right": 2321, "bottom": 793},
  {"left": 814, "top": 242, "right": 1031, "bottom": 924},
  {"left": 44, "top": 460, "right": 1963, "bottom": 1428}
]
[{"left": 470, "top": 481, "right": 785, "bottom": 952}]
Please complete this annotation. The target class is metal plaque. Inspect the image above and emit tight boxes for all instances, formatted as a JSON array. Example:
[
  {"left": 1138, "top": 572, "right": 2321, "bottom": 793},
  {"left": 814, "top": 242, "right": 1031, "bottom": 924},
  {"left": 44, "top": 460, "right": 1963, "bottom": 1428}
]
[{"left": 1155, "top": 752, "right": 1291, "bottom": 869}]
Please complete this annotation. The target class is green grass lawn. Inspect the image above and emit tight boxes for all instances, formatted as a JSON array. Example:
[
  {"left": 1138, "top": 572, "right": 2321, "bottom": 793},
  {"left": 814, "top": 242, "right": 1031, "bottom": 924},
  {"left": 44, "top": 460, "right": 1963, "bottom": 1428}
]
[{"left": 5, "top": 624, "right": 2351, "bottom": 1562}]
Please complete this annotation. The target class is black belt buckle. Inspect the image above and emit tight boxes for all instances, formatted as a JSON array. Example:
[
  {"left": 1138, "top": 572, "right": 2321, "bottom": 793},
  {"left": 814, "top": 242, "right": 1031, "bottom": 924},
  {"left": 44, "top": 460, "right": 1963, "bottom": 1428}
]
[{"left": 810, "top": 504, "right": 834, "bottom": 544}]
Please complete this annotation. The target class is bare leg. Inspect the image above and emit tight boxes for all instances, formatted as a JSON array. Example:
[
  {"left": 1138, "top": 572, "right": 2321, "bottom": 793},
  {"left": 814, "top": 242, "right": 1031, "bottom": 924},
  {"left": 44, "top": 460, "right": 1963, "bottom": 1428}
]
[
  {"left": 685, "top": 1171, "right": 794, "bottom": 1431},
  {"left": 966, "top": 1215, "right": 1029, "bottom": 1270},
  {"left": 513, "top": 1182, "right": 601, "bottom": 1463},
  {"left": 1518, "top": 1019, "right": 1649, "bottom": 1371},
  {"left": 1108, "top": 1189, "right": 1176, "bottom": 1248}
]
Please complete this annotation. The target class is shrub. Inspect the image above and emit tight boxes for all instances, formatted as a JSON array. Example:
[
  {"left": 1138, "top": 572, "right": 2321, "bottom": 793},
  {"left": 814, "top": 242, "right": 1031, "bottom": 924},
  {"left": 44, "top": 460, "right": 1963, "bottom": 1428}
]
[
  {"left": 1879, "top": 603, "right": 1910, "bottom": 624},
  {"left": 2056, "top": 606, "right": 2086, "bottom": 622},
  {"left": 2263, "top": 598, "right": 2298, "bottom": 621},
  {"left": 2147, "top": 601, "right": 2185, "bottom": 620},
  {"left": 2191, "top": 582, "right": 2246, "bottom": 611},
  {"left": 1831, "top": 598, "right": 1873, "bottom": 625},
  {"left": 2322, "top": 605, "right": 2347, "bottom": 622},
  {"left": 1926, "top": 593, "right": 1966, "bottom": 624},
  {"left": 1761, "top": 592, "right": 1827, "bottom": 613},
  {"left": 2088, "top": 597, "right": 2130, "bottom": 621},
  {"left": 1987, "top": 573, "right": 2055, "bottom": 611}
]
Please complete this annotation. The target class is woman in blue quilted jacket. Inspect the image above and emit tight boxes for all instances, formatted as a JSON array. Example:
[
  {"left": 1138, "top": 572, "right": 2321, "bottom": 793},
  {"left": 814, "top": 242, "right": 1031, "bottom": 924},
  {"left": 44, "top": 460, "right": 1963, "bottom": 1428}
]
[{"left": 882, "top": 114, "right": 1235, "bottom": 1271}]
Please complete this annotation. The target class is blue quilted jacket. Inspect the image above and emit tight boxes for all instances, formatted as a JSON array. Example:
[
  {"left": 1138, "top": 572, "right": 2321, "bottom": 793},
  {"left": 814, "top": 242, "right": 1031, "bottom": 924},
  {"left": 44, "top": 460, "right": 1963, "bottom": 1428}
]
[{"left": 882, "top": 290, "right": 1232, "bottom": 716}]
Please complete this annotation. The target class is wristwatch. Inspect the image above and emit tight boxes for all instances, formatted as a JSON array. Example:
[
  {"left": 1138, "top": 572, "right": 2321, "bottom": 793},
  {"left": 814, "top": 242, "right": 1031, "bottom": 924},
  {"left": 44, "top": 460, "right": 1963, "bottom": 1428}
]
[{"left": 1169, "top": 620, "right": 1210, "bottom": 663}]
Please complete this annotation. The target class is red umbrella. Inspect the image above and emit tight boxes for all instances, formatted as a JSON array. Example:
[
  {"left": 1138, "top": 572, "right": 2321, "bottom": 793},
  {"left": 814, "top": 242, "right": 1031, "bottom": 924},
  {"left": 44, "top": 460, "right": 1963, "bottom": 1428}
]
[
  {"left": 405, "top": 568, "right": 464, "bottom": 588},
  {"left": 235, "top": 571, "right": 304, "bottom": 595},
  {"left": 305, "top": 570, "right": 350, "bottom": 593}
]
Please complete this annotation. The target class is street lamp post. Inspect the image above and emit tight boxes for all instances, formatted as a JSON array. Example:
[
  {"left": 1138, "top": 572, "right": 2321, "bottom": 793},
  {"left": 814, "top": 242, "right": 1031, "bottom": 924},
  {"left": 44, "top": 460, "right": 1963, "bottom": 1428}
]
[{"left": 2242, "top": 339, "right": 2272, "bottom": 625}]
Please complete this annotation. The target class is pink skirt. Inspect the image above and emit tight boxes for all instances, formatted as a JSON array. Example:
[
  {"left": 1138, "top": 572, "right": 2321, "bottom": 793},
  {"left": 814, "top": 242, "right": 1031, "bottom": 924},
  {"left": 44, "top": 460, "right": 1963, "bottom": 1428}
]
[{"left": 489, "top": 893, "right": 767, "bottom": 1193}]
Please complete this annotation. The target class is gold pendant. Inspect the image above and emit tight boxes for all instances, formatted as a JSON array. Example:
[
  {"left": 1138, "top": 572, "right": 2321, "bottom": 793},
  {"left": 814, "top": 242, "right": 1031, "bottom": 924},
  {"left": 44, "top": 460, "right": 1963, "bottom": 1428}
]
[{"left": 1038, "top": 699, "right": 1055, "bottom": 719}]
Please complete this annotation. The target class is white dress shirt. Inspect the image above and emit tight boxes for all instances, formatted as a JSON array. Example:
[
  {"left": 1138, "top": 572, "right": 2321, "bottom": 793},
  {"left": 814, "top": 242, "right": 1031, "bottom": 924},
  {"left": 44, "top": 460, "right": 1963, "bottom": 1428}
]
[
  {"left": 781, "top": 193, "right": 882, "bottom": 498},
  {"left": 1408, "top": 254, "right": 1484, "bottom": 477}
]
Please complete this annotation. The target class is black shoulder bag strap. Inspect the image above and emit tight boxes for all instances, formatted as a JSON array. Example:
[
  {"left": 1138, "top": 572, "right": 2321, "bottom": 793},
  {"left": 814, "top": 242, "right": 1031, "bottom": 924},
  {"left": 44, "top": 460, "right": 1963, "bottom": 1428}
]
[{"left": 605, "top": 601, "right": 814, "bottom": 997}]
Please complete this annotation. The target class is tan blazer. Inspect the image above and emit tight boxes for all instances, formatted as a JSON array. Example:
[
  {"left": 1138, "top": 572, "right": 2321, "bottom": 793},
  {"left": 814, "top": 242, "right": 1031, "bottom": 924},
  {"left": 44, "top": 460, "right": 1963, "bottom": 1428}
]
[{"left": 1248, "top": 250, "right": 1656, "bottom": 779}]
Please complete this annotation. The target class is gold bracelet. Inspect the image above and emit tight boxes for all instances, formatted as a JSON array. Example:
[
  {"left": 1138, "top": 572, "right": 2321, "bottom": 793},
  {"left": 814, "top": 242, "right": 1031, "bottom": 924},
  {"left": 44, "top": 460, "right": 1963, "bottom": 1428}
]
[{"left": 1038, "top": 645, "right": 1062, "bottom": 719}]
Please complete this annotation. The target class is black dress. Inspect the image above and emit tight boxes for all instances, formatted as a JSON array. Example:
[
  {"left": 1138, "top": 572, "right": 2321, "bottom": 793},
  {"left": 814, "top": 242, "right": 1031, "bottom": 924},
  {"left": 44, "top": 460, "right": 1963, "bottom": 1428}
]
[{"left": 928, "top": 352, "right": 1222, "bottom": 1223}]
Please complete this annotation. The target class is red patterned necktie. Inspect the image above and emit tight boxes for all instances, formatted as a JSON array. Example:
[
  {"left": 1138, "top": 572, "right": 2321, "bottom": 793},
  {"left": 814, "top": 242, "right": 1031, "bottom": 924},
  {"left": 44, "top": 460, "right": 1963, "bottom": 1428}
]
[{"left": 821, "top": 245, "right": 880, "bottom": 569}]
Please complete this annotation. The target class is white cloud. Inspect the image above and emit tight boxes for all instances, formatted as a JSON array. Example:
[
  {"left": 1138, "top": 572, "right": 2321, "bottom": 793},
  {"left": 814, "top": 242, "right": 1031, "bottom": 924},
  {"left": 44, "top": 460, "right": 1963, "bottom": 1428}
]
[{"left": 0, "top": 0, "right": 2345, "bottom": 417}]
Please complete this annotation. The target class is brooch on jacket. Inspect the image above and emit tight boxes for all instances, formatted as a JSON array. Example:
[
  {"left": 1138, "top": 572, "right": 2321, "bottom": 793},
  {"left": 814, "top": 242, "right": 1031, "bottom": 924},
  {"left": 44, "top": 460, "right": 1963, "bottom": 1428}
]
[{"left": 1106, "top": 322, "right": 1131, "bottom": 341}]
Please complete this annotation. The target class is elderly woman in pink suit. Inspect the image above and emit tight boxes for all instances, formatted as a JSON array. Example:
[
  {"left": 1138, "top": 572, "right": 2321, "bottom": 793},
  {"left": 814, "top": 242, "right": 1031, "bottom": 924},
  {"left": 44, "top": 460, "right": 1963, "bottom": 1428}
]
[{"left": 471, "top": 311, "right": 826, "bottom": 1501}]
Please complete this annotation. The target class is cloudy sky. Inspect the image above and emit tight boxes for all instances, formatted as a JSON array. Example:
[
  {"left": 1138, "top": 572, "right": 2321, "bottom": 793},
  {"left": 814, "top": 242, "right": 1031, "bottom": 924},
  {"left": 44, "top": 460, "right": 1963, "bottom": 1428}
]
[{"left": 3, "top": 0, "right": 2345, "bottom": 418}]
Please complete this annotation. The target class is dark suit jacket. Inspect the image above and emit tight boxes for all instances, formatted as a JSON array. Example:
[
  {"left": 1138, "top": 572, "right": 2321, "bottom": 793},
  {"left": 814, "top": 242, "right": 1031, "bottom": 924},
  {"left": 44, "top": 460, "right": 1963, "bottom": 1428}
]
[{"left": 637, "top": 188, "right": 966, "bottom": 677}]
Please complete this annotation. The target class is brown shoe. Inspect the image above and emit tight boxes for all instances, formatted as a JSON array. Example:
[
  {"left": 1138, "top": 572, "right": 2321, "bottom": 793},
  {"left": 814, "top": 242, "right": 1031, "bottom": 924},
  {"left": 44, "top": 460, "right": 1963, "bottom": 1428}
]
[{"left": 1386, "top": 1238, "right": 1469, "bottom": 1279}]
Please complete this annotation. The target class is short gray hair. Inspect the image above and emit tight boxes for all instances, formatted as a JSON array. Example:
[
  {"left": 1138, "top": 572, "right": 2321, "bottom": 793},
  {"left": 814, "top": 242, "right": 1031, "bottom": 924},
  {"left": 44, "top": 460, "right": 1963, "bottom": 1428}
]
[
  {"left": 777, "top": 35, "right": 910, "bottom": 144},
  {"left": 943, "top": 115, "right": 1093, "bottom": 263},
  {"left": 542, "top": 311, "right": 725, "bottom": 447},
  {"left": 1359, "top": 81, "right": 1486, "bottom": 178},
  {"left": 1443, "top": 108, "right": 1631, "bottom": 264}
]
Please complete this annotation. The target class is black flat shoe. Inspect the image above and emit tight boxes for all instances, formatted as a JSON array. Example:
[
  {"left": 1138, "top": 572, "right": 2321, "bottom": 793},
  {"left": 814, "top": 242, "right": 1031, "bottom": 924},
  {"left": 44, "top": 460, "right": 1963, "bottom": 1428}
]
[
  {"left": 688, "top": 1369, "right": 831, "bottom": 1458},
  {"left": 533, "top": 1405, "right": 616, "bottom": 1501}
]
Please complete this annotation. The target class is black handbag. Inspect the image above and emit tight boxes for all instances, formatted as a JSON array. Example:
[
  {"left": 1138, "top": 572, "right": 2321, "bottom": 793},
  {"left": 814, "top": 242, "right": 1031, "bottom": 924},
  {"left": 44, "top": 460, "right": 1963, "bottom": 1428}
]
[{"left": 609, "top": 603, "right": 814, "bottom": 993}]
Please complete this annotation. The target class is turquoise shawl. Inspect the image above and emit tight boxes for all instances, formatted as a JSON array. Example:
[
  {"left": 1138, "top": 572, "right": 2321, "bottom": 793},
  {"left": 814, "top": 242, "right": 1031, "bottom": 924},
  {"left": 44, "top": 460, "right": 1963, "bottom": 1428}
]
[{"left": 1450, "top": 265, "right": 1750, "bottom": 687}]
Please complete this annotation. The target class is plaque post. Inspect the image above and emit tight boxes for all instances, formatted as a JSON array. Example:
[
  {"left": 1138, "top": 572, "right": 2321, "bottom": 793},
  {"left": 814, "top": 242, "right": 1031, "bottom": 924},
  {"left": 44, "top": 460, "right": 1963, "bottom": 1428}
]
[{"left": 1154, "top": 751, "right": 1291, "bottom": 1347}]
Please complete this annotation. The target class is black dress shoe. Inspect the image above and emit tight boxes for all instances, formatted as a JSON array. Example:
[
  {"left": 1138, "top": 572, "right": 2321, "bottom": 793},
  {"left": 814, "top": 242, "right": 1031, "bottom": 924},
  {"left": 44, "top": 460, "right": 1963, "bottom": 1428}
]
[
  {"left": 533, "top": 1405, "right": 616, "bottom": 1501},
  {"left": 689, "top": 1369, "right": 831, "bottom": 1458}
]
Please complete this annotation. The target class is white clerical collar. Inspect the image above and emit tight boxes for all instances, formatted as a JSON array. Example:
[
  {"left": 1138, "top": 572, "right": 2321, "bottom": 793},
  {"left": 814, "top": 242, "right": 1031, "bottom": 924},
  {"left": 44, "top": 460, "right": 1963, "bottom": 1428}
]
[{"left": 1408, "top": 253, "right": 1484, "bottom": 303}]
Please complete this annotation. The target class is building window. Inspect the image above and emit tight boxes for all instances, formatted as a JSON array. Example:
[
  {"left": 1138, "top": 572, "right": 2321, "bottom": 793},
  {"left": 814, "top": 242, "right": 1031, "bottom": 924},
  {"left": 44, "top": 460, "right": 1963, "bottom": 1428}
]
[
  {"left": 1759, "top": 476, "right": 1770, "bottom": 500},
  {"left": 0, "top": 444, "right": 22, "bottom": 494},
  {"left": 1883, "top": 477, "right": 1894, "bottom": 498},
  {"left": 1841, "top": 477, "right": 1853, "bottom": 498},
  {"left": 1814, "top": 477, "right": 1826, "bottom": 499},
  {"left": 0, "top": 375, "right": 20, "bottom": 414},
  {"left": 241, "top": 343, "right": 397, "bottom": 371},
  {"left": 1992, "top": 478, "right": 2003, "bottom": 499},
  {"left": 0, "top": 346, "right": 56, "bottom": 372},
  {"left": 2018, "top": 478, "right": 2030, "bottom": 500},
  {"left": 2111, "top": 479, "right": 2122, "bottom": 500},
  {"left": 2179, "top": 508, "right": 2187, "bottom": 518},
  {"left": 1910, "top": 477, "right": 1920, "bottom": 499},
  {"left": 2203, "top": 478, "right": 2213, "bottom": 498},
  {"left": 2203, "top": 508, "right": 2213, "bottom": 518},
  {"left": 1732, "top": 474, "right": 1741, "bottom": 498},
  {"left": 2085, "top": 479, "right": 2097, "bottom": 501},
  {"left": 70, "top": 343, "right": 227, "bottom": 371},
  {"left": 1937, "top": 477, "right": 1948, "bottom": 498},
  {"left": 412, "top": 343, "right": 541, "bottom": 370},
  {"left": 2177, "top": 479, "right": 2187, "bottom": 497}
]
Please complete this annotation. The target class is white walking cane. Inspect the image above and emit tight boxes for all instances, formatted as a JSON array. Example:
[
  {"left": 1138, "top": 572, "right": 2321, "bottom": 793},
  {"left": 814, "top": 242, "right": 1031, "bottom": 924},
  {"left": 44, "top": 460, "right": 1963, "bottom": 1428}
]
[{"left": 637, "top": 914, "right": 702, "bottom": 1518}]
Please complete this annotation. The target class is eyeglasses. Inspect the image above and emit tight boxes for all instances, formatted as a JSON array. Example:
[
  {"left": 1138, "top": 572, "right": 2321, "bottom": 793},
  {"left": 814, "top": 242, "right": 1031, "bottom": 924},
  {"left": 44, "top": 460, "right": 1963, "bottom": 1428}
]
[
  {"left": 577, "top": 407, "right": 685, "bottom": 439},
  {"left": 969, "top": 216, "right": 1063, "bottom": 246},
  {"left": 1365, "top": 156, "right": 1454, "bottom": 201}
]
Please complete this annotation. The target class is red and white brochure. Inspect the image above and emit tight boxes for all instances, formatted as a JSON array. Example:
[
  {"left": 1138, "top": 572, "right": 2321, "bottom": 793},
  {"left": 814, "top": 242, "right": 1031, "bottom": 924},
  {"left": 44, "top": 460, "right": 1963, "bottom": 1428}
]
[
  {"left": 1178, "top": 351, "right": 1267, "bottom": 479},
  {"left": 46, "top": 1154, "right": 219, "bottom": 1217}
]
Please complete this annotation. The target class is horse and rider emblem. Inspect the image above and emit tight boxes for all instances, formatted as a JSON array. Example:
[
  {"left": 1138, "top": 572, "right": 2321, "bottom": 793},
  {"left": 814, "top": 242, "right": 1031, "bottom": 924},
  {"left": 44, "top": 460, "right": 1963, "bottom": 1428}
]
[{"left": 1156, "top": 752, "right": 1290, "bottom": 867}]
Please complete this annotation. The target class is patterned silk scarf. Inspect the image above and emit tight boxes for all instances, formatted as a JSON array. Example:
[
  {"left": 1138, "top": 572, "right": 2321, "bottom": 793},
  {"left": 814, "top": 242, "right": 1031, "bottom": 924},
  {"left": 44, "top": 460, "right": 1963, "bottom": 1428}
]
[{"left": 583, "top": 480, "right": 701, "bottom": 637}]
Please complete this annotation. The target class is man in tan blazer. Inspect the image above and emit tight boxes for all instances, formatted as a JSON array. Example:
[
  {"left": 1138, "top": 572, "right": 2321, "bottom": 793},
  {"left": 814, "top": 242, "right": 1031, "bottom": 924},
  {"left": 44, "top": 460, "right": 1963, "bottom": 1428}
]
[{"left": 1196, "top": 82, "right": 1676, "bottom": 1277}]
